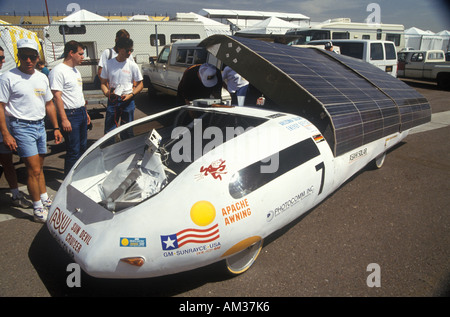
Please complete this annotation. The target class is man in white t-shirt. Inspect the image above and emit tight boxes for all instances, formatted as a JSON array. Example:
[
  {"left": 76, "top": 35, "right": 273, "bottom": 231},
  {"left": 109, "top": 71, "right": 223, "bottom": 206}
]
[
  {"left": 100, "top": 37, "right": 143, "bottom": 138},
  {"left": 0, "top": 45, "right": 32, "bottom": 208},
  {"left": 49, "top": 40, "right": 91, "bottom": 176},
  {"left": 0, "top": 38, "right": 62, "bottom": 222}
]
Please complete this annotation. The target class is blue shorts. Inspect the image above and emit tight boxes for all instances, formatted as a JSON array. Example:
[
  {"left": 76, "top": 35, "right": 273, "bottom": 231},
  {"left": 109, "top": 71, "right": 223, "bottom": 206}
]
[{"left": 8, "top": 119, "right": 47, "bottom": 158}]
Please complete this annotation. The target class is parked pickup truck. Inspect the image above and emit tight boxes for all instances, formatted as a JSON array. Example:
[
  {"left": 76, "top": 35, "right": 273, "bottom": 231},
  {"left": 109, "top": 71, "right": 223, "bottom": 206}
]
[
  {"left": 141, "top": 39, "right": 222, "bottom": 97},
  {"left": 397, "top": 49, "right": 450, "bottom": 90}
]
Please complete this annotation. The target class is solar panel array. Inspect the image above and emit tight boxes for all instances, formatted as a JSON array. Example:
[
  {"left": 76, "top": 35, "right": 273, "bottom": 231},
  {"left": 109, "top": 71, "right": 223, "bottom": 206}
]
[{"left": 201, "top": 35, "right": 431, "bottom": 156}]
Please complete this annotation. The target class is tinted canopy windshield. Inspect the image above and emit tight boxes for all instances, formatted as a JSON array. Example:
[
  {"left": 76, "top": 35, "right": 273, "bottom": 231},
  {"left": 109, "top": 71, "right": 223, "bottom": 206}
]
[{"left": 69, "top": 107, "right": 267, "bottom": 212}]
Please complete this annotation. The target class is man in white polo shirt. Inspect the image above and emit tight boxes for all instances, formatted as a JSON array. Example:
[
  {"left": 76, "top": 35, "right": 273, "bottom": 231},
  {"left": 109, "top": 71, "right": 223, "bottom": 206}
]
[
  {"left": 49, "top": 40, "right": 91, "bottom": 176},
  {"left": 0, "top": 38, "right": 62, "bottom": 222}
]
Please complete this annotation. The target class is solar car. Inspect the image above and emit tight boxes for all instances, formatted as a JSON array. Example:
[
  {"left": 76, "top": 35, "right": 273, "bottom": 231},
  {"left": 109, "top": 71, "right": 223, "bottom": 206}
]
[{"left": 47, "top": 35, "right": 431, "bottom": 278}]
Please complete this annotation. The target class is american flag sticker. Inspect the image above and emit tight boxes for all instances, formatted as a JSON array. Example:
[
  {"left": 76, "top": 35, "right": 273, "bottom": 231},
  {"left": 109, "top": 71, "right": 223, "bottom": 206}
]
[{"left": 160, "top": 224, "right": 220, "bottom": 251}]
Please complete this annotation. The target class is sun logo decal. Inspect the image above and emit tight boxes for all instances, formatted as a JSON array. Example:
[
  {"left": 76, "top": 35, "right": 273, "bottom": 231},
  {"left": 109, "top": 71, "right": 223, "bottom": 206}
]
[{"left": 160, "top": 201, "right": 220, "bottom": 251}]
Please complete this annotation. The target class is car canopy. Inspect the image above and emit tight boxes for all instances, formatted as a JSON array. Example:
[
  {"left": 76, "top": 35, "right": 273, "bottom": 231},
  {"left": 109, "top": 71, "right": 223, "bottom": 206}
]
[{"left": 199, "top": 35, "right": 431, "bottom": 156}]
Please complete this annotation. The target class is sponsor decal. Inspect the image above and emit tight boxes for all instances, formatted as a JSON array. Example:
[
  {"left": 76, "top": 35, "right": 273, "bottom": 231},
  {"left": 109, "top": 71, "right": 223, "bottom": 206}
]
[
  {"left": 266, "top": 186, "right": 314, "bottom": 222},
  {"left": 384, "top": 135, "right": 398, "bottom": 147},
  {"left": 48, "top": 207, "right": 93, "bottom": 254},
  {"left": 196, "top": 159, "right": 227, "bottom": 181},
  {"left": 266, "top": 113, "right": 286, "bottom": 119},
  {"left": 279, "top": 117, "right": 302, "bottom": 131},
  {"left": 349, "top": 148, "right": 368, "bottom": 163},
  {"left": 161, "top": 224, "right": 219, "bottom": 250},
  {"left": 120, "top": 237, "right": 146, "bottom": 247},
  {"left": 161, "top": 201, "right": 221, "bottom": 257},
  {"left": 279, "top": 117, "right": 318, "bottom": 133},
  {"left": 221, "top": 198, "right": 252, "bottom": 226},
  {"left": 163, "top": 241, "right": 222, "bottom": 257},
  {"left": 49, "top": 207, "right": 72, "bottom": 235}
]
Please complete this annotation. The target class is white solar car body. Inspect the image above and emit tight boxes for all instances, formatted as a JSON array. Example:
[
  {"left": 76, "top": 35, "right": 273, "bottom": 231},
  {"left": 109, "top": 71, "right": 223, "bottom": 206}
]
[{"left": 47, "top": 36, "right": 430, "bottom": 278}]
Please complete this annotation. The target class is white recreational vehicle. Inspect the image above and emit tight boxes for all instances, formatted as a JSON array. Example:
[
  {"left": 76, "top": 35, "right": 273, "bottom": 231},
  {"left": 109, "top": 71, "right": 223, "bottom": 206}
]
[
  {"left": 286, "top": 18, "right": 405, "bottom": 50},
  {"left": 43, "top": 20, "right": 230, "bottom": 85}
]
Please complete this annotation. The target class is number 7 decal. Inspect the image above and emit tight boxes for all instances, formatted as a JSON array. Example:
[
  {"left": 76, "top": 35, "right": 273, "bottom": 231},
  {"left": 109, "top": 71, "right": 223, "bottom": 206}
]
[{"left": 315, "top": 162, "right": 325, "bottom": 195}]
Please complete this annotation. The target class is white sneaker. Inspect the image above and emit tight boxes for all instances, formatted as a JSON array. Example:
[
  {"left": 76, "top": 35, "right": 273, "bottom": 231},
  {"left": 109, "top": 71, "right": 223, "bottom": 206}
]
[
  {"left": 42, "top": 198, "right": 52, "bottom": 209},
  {"left": 33, "top": 207, "right": 48, "bottom": 223}
]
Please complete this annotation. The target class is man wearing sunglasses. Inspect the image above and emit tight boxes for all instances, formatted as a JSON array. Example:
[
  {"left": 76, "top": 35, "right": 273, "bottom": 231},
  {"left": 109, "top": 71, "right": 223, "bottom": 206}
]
[
  {"left": 0, "top": 45, "right": 33, "bottom": 209},
  {"left": 100, "top": 37, "right": 143, "bottom": 139},
  {"left": 0, "top": 38, "right": 62, "bottom": 222}
]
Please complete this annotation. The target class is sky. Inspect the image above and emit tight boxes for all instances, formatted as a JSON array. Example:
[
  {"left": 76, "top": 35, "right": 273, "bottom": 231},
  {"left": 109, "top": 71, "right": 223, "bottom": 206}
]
[{"left": 1, "top": 0, "right": 449, "bottom": 33}]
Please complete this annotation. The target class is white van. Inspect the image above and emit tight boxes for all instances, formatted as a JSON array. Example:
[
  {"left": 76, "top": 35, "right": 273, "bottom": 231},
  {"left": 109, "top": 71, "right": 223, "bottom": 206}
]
[{"left": 306, "top": 39, "right": 398, "bottom": 77}]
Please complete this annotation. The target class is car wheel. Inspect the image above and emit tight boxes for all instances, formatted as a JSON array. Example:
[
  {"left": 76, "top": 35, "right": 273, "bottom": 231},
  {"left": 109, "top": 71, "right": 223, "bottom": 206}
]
[
  {"left": 224, "top": 238, "right": 263, "bottom": 275},
  {"left": 437, "top": 74, "right": 450, "bottom": 91},
  {"left": 144, "top": 76, "right": 157, "bottom": 97},
  {"left": 372, "top": 152, "right": 386, "bottom": 169}
]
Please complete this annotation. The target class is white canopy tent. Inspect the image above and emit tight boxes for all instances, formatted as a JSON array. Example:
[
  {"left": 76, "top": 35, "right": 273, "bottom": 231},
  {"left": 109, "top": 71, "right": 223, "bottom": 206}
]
[
  {"left": 43, "top": 9, "right": 108, "bottom": 64},
  {"left": 198, "top": 8, "right": 310, "bottom": 30},
  {"left": 237, "top": 16, "right": 300, "bottom": 34},
  {"left": 174, "top": 12, "right": 231, "bottom": 36},
  {"left": 405, "top": 27, "right": 450, "bottom": 51},
  {"left": 60, "top": 9, "right": 108, "bottom": 22}
]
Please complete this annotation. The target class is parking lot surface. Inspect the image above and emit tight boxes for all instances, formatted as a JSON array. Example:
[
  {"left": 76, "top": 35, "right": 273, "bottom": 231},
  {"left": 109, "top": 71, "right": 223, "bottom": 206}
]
[{"left": 0, "top": 80, "right": 449, "bottom": 297}]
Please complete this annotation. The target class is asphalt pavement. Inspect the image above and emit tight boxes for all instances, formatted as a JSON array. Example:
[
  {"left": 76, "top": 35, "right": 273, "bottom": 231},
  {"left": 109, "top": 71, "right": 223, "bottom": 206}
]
[{"left": 0, "top": 80, "right": 449, "bottom": 298}]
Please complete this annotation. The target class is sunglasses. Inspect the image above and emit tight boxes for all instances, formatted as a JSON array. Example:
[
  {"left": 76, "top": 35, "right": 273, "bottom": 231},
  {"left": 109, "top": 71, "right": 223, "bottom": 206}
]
[{"left": 18, "top": 53, "right": 38, "bottom": 61}]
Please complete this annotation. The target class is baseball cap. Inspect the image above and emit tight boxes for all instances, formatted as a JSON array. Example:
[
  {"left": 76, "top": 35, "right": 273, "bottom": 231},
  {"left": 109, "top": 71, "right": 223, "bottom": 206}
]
[
  {"left": 324, "top": 42, "right": 333, "bottom": 49},
  {"left": 17, "top": 38, "right": 39, "bottom": 52},
  {"left": 199, "top": 63, "right": 218, "bottom": 88}
]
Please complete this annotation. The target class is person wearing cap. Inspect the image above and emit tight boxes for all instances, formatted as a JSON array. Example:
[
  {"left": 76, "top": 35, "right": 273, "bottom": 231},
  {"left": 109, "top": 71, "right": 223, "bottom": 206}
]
[
  {"left": 49, "top": 40, "right": 91, "bottom": 176},
  {"left": 0, "top": 38, "right": 63, "bottom": 223},
  {"left": 100, "top": 37, "right": 143, "bottom": 138},
  {"left": 177, "top": 63, "right": 223, "bottom": 105},
  {"left": 0, "top": 45, "right": 33, "bottom": 209}
]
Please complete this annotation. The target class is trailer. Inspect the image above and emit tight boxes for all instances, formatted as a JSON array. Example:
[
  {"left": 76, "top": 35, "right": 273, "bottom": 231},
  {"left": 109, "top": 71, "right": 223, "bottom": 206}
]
[
  {"left": 286, "top": 18, "right": 405, "bottom": 51},
  {"left": 43, "top": 20, "right": 230, "bottom": 85}
]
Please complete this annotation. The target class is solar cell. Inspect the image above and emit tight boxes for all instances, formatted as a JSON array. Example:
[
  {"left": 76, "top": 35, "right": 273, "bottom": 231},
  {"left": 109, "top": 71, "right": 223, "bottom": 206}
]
[{"left": 199, "top": 35, "right": 431, "bottom": 156}]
